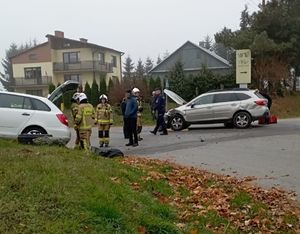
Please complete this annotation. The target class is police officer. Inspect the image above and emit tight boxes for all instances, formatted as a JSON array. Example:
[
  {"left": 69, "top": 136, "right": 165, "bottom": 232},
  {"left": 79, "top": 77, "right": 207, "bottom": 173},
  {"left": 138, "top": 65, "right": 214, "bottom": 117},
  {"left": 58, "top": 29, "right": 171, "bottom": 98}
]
[
  {"left": 70, "top": 92, "right": 80, "bottom": 149},
  {"left": 150, "top": 88, "right": 168, "bottom": 135},
  {"left": 75, "top": 93, "right": 95, "bottom": 151},
  {"left": 132, "top": 88, "right": 143, "bottom": 141},
  {"left": 95, "top": 94, "right": 113, "bottom": 147}
]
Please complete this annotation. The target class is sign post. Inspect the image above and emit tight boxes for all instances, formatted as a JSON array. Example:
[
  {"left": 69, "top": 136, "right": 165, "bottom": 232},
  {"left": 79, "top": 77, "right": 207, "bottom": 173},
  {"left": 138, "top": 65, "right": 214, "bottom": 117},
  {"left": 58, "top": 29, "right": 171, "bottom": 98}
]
[{"left": 236, "top": 49, "right": 251, "bottom": 88}]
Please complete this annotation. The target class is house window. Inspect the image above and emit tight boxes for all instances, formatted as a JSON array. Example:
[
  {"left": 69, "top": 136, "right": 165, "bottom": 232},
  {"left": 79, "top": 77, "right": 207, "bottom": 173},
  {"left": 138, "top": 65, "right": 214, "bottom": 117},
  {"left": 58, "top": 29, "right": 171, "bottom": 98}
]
[
  {"left": 112, "top": 56, "right": 117, "bottom": 67},
  {"left": 98, "top": 52, "right": 105, "bottom": 64},
  {"left": 63, "top": 52, "right": 80, "bottom": 64},
  {"left": 24, "top": 67, "right": 41, "bottom": 79},
  {"left": 26, "top": 90, "right": 43, "bottom": 97},
  {"left": 64, "top": 74, "right": 81, "bottom": 82}
]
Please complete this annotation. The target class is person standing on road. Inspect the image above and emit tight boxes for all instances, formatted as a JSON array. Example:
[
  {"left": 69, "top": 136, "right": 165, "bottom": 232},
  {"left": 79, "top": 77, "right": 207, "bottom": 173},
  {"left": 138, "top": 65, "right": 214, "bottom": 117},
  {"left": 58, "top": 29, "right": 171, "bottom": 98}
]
[
  {"left": 150, "top": 88, "right": 168, "bottom": 135},
  {"left": 95, "top": 94, "right": 113, "bottom": 147},
  {"left": 150, "top": 90, "right": 156, "bottom": 120},
  {"left": 121, "top": 90, "right": 131, "bottom": 139},
  {"left": 132, "top": 88, "right": 143, "bottom": 141},
  {"left": 75, "top": 93, "right": 95, "bottom": 151},
  {"left": 124, "top": 89, "right": 138, "bottom": 147},
  {"left": 70, "top": 92, "right": 80, "bottom": 149}
]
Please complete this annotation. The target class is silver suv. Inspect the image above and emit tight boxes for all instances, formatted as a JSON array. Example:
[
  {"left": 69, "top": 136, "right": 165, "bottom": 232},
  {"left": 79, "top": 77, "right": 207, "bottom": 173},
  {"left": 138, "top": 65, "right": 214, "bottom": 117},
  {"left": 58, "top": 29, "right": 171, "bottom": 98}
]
[{"left": 164, "top": 88, "right": 270, "bottom": 131}]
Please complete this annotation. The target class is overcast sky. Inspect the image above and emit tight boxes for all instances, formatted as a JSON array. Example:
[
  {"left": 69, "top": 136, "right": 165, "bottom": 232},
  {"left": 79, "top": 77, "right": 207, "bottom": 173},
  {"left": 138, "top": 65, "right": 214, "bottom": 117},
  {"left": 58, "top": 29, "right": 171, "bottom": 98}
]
[{"left": 0, "top": 0, "right": 260, "bottom": 73}]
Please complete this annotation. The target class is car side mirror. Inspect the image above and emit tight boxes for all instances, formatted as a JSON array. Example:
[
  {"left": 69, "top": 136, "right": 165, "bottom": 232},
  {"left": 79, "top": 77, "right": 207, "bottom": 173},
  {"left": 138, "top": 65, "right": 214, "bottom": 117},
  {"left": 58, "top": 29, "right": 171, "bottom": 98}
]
[{"left": 190, "top": 103, "right": 195, "bottom": 108}]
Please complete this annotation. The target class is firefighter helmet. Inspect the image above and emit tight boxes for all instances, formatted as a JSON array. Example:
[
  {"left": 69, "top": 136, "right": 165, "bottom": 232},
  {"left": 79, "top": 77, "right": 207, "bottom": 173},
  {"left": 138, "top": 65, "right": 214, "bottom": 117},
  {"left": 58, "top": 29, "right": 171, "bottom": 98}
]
[
  {"left": 132, "top": 87, "right": 140, "bottom": 93},
  {"left": 78, "top": 93, "right": 87, "bottom": 102},
  {"left": 99, "top": 94, "right": 108, "bottom": 100},
  {"left": 72, "top": 92, "right": 80, "bottom": 101}
]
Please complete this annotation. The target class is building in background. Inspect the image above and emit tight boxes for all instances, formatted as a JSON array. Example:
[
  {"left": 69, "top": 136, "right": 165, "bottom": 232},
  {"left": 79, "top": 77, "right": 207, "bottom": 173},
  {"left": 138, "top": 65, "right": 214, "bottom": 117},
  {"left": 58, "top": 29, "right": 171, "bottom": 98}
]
[
  {"left": 0, "top": 80, "right": 5, "bottom": 91},
  {"left": 10, "top": 31, "right": 123, "bottom": 96},
  {"left": 149, "top": 41, "right": 232, "bottom": 79}
]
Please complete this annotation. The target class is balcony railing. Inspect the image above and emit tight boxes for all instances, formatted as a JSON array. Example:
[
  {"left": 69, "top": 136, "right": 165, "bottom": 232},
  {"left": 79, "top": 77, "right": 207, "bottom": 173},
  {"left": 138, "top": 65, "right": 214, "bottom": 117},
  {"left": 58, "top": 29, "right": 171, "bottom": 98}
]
[
  {"left": 53, "top": 61, "right": 113, "bottom": 73},
  {"left": 12, "top": 76, "right": 52, "bottom": 87}
]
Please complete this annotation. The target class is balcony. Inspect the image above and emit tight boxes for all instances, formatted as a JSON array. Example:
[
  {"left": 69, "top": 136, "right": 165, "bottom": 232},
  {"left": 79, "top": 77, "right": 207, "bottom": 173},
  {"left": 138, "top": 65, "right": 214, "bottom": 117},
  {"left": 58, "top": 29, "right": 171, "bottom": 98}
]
[
  {"left": 53, "top": 61, "right": 113, "bottom": 73},
  {"left": 12, "top": 76, "right": 52, "bottom": 88}
]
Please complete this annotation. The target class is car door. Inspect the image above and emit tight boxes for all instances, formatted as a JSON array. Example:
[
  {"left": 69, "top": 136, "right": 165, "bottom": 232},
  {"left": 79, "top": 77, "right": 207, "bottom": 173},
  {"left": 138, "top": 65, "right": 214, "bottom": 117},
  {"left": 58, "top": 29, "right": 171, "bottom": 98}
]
[
  {"left": 211, "top": 93, "right": 239, "bottom": 120},
  {"left": 185, "top": 94, "right": 214, "bottom": 122},
  {"left": 0, "top": 94, "right": 35, "bottom": 137}
]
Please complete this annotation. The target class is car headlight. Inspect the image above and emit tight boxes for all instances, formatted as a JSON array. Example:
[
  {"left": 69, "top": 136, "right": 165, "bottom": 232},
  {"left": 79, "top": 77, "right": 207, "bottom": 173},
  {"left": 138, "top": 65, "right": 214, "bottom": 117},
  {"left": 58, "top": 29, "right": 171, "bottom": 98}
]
[{"left": 167, "top": 108, "right": 175, "bottom": 116}]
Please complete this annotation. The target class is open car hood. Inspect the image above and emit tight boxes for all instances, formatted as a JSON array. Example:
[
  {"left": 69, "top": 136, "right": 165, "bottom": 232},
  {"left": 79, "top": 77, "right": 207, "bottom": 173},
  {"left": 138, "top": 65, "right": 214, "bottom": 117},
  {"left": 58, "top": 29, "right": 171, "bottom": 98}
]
[
  {"left": 163, "top": 89, "right": 187, "bottom": 105},
  {"left": 48, "top": 80, "right": 79, "bottom": 103}
]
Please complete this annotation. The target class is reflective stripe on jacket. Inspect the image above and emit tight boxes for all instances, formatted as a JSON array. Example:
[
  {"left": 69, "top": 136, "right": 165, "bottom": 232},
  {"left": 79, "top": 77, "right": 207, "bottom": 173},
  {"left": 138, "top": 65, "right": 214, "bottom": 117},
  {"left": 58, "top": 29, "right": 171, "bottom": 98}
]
[
  {"left": 96, "top": 103, "right": 113, "bottom": 124},
  {"left": 75, "top": 103, "right": 95, "bottom": 131}
]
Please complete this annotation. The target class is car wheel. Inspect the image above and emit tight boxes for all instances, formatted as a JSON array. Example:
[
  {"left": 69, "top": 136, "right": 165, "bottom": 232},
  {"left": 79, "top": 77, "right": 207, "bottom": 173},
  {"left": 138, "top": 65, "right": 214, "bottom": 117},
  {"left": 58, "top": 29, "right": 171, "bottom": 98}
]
[
  {"left": 22, "top": 126, "right": 47, "bottom": 135},
  {"left": 170, "top": 115, "right": 185, "bottom": 131},
  {"left": 233, "top": 112, "right": 252, "bottom": 129}
]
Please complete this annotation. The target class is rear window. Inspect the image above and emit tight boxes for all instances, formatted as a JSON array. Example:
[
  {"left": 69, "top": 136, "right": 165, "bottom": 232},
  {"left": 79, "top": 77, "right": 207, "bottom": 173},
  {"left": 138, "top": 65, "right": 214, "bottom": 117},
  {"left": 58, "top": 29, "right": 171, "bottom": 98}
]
[
  {"left": 236, "top": 93, "right": 251, "bottom": 100},
  {"left": 254, "top": 91, "right": 265, "bottom": 99},
  {"left": 213, "top": 93, "right": 237, "bottom": 103},
  {"left": 31, "top": 98, "right": 51, "bottom": 111}
]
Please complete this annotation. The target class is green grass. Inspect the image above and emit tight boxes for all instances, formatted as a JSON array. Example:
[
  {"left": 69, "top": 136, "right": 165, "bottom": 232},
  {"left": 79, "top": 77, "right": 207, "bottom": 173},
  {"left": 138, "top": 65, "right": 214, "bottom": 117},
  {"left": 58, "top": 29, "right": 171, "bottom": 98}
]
[
  {"left": 0, "top": 140, "right": 180, "bottom": 233},
  {"left": 1, "top": 139, "right": 299, "bottom": 233},
  {"left": 272, "top": 91, "right": 300, "bottom": 118}
]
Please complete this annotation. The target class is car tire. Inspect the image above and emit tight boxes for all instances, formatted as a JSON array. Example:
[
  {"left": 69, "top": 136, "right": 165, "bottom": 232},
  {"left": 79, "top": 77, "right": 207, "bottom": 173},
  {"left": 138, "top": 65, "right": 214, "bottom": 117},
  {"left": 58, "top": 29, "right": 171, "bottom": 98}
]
[
  {"left": 22, "top": 126, "right": 47, "bottom": 135},
  {"left": 170, "top": 115, "right": 186, "bottom": 131},
  {"left": 233, "top": 112, "right": 252, "bottom": 129}
]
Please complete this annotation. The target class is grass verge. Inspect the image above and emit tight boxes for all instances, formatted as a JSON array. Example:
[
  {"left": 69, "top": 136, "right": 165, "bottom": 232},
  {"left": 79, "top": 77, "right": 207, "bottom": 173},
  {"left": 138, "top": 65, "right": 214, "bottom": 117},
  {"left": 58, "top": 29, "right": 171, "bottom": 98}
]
[{"left": 0, "top": 139, "right": 299, "bottom": 233}]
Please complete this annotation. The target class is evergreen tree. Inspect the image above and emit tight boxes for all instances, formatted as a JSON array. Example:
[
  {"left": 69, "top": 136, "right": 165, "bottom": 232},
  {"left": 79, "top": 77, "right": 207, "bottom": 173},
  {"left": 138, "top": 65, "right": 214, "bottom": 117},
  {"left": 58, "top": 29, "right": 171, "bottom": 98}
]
[
  {"left": 199, "top": 35, "right": 213, "bottom": 50},
  {"left": 108, "top": 78, "right": 114, "bottom": 92},
  {"left": 91, "top": 79, "right": 99, "bottom": 106},
  {"left": 99, "top": 76, "right": 107, "bottom": 95},
  {"left": 240, "top": 5, "right": 251, "bottom": 30},
  {"left": 163, "top": 50, "right": 170, "bottom": 59},
  {"left": 84, "top": 82, "right": 91, "bottom": 102},
  {"left": 1, "top": 40, "right": 37, "bottom": 91},
  {"left": 149, "top": 76, "right": 156, "bottom": 92},
  {"left": 48, "top": 83, "right": 56, "bottom": 94},
  {"left": 135, "top": 58, "right": 145, "bottom": 78},
  {"left": 156, "top": 55, "right": 162, "bottom": 65},
  {"left": 145, "top": 57, "right": 154, "bottom": 74},
  {"left": 123, "top": 55, "right": 134, "bottom": 78},
  {"left": 154, "top": 77, "right": 162, "bottom": 89},
  {"left": 169, "top": 61, "right": 186, "bottom": 98}
]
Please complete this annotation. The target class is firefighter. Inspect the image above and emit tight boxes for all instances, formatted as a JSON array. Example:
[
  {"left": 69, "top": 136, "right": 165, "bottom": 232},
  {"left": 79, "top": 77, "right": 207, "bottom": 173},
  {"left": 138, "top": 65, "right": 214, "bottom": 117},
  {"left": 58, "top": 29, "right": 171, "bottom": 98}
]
[
  {"left": 75, "top": 93, "right": 95, "bottom": 151},
  {"left": 132, "top": 88, "right": 143, "bottom": 141},
  {"left": 95, "top": 94, "right": 113, "bottom": 147},
  {"left": 70, "top": 92, "right": 80, "bottom": 149}
]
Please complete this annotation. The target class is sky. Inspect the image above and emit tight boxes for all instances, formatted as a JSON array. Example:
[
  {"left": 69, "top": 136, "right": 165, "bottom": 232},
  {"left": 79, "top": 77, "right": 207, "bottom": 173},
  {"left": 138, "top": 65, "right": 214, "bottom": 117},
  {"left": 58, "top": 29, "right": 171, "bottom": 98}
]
[{"left": 0, "top": 0, "right": 261, "bottom": 75}]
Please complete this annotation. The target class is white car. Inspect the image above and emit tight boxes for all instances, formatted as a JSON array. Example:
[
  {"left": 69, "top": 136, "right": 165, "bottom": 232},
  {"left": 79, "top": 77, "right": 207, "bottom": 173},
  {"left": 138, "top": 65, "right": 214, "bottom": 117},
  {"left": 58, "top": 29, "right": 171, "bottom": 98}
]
[{"left": 0, "top": 81, "right": 79, "bottom": 144}]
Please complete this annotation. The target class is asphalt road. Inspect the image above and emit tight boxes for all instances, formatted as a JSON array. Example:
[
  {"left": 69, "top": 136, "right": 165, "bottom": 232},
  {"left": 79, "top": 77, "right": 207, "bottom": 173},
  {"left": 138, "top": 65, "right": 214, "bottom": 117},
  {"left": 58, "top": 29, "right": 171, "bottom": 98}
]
[{"left": 67, "top": 118, "right": 300, "bottom": 200}]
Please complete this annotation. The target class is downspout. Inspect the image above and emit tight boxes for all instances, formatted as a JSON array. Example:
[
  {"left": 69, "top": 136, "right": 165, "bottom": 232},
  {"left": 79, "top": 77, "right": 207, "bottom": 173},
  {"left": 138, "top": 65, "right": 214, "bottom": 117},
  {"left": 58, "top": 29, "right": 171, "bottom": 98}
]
[{"left": 120, "top": 52, "right": 124, "bottom": 82}]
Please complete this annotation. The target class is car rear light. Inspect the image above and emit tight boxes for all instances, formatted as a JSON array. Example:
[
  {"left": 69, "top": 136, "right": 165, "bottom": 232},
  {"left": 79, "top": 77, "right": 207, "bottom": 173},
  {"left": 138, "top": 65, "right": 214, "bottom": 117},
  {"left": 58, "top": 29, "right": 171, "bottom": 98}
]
[
  {"left": 56, "top": 114, "right": 69, "bottom": 127},
  {"left": 255, "top": 99, "right": 267, "bottom": 106}
]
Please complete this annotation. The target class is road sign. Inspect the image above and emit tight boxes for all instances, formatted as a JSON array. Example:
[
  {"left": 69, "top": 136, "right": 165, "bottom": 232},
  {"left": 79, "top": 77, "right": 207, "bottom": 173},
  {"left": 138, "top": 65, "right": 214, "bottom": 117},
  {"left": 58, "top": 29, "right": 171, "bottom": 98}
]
[{"left": 236, "top": 49, "right": 251, "bottom": 84}]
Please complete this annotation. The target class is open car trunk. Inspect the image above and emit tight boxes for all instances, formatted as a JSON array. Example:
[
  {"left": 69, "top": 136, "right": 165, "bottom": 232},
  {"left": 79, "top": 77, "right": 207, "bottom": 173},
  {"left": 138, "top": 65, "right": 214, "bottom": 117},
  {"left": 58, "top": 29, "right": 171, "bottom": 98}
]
[{"left": 48, "top": 80, "right": 80, "bottom": 103}]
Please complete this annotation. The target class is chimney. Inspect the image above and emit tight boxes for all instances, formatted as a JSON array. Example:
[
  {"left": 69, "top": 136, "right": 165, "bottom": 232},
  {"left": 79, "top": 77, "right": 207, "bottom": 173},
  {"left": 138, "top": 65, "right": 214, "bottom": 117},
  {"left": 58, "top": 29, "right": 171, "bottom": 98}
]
[
  {"left": 79, "top": 38, "right": 88, "bottom": 43},
  {"left": 54, "top": 30, "right": 64, "bottom": 38}
]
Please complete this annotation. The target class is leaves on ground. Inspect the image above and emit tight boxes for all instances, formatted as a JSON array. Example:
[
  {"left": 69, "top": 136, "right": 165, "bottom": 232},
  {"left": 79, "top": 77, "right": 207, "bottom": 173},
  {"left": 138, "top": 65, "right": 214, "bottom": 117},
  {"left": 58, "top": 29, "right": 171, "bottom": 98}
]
[{"left": 122, "top": 156, "right": 300, "bottom": 233}]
